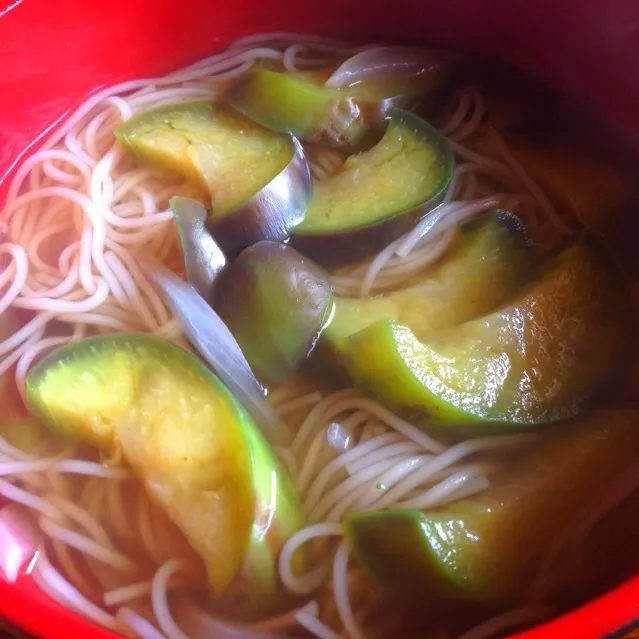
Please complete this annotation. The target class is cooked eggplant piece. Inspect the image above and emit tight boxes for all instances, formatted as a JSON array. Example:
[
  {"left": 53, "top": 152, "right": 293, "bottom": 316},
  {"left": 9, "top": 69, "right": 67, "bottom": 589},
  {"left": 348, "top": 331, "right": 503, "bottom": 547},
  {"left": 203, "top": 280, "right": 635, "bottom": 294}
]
[
  {"left": 26, "top": 334, "right": 303, "bottom": 617},
  {"left": 344, "top": 239, "right": 633, "bottom": 430},
  {"left": 213, "top": 241, "right": 333, "bottom": 386},
  {"left": 323, "top": 210, "right": 534, "bottom": 346},
  {"left": 116, "top": 101, "right": 291, "bottom": 213},
  {"left": 116, "top": 102, "right": 311, "bottom": 258},
  {"left": 227, "top": 48, "right": 460, "bottom": 148},
  {"left": 147, "top": 267, "right": 291, "bottom": 448},
  {"left": 213, "top": 404, "right": 305, "bottom": 620},
  {"left": 291, "top": 109, "right": 453, "bottom": 267},
  {"left": 346, "top": 409, "right": 639, "bottom": 610},
  {"left": 207, "top": 135, "right": 311, "bottom": 259},
  {"left": 228, "top": 67, "right": 369, "bottom": 148}
]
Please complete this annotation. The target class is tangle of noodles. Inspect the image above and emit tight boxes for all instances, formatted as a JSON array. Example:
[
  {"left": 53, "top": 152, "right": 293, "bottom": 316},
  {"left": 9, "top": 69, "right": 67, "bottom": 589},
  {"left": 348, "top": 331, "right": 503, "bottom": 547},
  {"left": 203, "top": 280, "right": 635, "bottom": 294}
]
[{"left": 0, "top": 32, "right": 630, "bottom": 639}]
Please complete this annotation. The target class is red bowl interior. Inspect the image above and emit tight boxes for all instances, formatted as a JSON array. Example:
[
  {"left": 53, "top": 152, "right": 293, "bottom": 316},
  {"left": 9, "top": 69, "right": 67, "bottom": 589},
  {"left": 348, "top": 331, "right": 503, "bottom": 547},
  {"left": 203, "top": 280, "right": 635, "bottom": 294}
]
[{"left": 1, "top": 0, "right": 639, "bottom": 637}]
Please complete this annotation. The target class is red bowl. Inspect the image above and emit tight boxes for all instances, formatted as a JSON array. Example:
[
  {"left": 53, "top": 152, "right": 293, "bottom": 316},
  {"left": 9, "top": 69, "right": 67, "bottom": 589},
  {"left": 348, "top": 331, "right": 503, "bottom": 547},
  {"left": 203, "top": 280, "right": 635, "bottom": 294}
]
[{"left": 1, "top": 0, "right": 639, "bottom": 637}]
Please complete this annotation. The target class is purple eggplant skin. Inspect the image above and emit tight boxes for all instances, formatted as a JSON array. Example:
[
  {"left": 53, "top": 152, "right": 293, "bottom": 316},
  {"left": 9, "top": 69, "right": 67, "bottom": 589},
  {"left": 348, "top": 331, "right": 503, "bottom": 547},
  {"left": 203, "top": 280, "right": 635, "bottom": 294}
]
[
  {"left": 212, "top": 241, "right": 334, "bottom": 386},
  {"left": 289, "top": 203, "right": 440, "bottom": 268},
  {"left": 290, "top": 109, "right": 454, "bottom": 268},
  {"left": 206, "top": 137, "right": 312, "bottom": 260}
]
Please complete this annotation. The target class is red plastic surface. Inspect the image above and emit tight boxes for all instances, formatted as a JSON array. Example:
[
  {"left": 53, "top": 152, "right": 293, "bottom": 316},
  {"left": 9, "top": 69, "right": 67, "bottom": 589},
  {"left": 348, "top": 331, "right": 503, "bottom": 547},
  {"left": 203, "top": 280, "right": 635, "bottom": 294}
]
[{"left": 1, "top": 0, "right": 639, "bottom": 637}]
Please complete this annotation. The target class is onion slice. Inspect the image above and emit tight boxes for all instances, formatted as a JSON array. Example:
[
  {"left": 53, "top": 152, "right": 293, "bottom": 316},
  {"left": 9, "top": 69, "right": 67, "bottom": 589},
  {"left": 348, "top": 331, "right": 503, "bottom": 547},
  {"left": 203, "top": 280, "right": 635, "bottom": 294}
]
[
  {"left": 326, "top": 45, "right": 461, "bottom": 91},
  {"left": 170, "top": 196, "right": 226, "bottom": 301},
  {"left": 0, "top": 504, "right": 39, "bottom": 583},
  {"left": 149, "top": 266, "right": 291, "bottom": 447}
]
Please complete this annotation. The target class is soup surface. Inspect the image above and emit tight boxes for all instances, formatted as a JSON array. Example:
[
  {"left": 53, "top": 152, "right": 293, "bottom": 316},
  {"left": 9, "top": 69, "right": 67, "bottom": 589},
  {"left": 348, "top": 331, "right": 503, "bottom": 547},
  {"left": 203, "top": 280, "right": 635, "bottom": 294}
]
[{"left": 0, "top": 33, "right": 638, "bottom": 639}]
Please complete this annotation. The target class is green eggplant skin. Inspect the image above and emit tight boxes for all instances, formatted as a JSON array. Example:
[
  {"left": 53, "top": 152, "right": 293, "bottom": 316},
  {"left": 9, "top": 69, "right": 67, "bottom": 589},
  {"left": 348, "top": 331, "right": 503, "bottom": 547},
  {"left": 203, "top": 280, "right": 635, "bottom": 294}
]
[
  {"left": 344, "top": 239, "right": 634, "bottom": 430},
  {"left": 346, "top": 409, "right": 639, "bottom": 610},
  {"left": 227, "top": 67, "right": 380, "bottom": 148},
  {"left": 291, "top": 109, "right": 454, "bottom": 267},
  {"left": 323, "top": 210, "right": 535, "bottom": 346},
  {"left": 26, "top": 333, "right": 304, "bottom": 618},
  {"left": 226, "top": 56, "right": 459, "bottom": 149},
  {"left": 115, "top": 101, "right": 292, "bottom": 215},
  {"left": 313, "top": 209, "right": 534, "bottom": 390}
]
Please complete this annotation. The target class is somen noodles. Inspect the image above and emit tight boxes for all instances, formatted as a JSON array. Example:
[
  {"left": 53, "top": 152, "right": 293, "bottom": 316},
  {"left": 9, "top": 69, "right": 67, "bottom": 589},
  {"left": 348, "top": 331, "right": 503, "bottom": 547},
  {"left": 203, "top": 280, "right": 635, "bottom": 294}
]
[{"left": 0, "top": 32, "right": 637, "bottom": 639}]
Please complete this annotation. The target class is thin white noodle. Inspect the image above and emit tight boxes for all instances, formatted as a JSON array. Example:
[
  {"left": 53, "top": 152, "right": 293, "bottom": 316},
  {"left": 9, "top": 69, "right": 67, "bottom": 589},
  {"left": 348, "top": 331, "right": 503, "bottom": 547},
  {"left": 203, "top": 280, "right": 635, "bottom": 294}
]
[
  {"left": 295, "top": 610, "right": 342, "bottom": 639},
  {"left": 303, "top": 433, "right": 406, "bottom": 514},
  {"left": 0, "top": 313, "right": 53, "bottom": 357},
  {"left": 333, "top": 542, "right": 367, "bottom": 639},
  {"left": 151, "top": 559, "right": 192, "bottom": 639},
  {"left": 106, "top": 478, "right": 135, "bottom": 542},
  {"left": 0, "top": 479, "right": 62, "bottom": 519},
  {"left": 54, "top": 459, "right": 131, "bottom": 478},
  {"left": 138, "top": 481, "right": 167, "bottom": 564},
  {"left": 105, "top": 581, "right": 154, "bottom": 607},
  {"left": 295, "top": 610, "right": 343, "bottom": 639},
  {"left": 345, "top": 442, "right": 423, "bottom": 476},
  {"left": 45, "top": 493, "right": 118, "bottom": 550},
  {"left": 32, "top": 550, "right": 121, "bottom": 631},
  {"left": 39, "top": 517, "right": 135, "bottom": 571},
  {"left": 279, "top": 523, "right": 344, "bottom": 595},
  {"left": 373, "top": 434, "right": 535, "bottom": 510},
  {"left": 277, "top": 391, "right": 325, "bottom": 417},
  {"left": 117, "top": 607, "right": 168, "bottom": 639},
  {"left": 292, "top": 389, "right": 361, "bottom": 455},
  {"left": 395, "top": 464, "right": 489, "bottom": 509},
  {"left": 50, "top": 538, "right": 96, "bottom": 598},
  {"left": 0, "top": 458, "right": 58, "bottom": 476},
  {"left": 0, "top": 245, "right": 29, "bottom": 314}
]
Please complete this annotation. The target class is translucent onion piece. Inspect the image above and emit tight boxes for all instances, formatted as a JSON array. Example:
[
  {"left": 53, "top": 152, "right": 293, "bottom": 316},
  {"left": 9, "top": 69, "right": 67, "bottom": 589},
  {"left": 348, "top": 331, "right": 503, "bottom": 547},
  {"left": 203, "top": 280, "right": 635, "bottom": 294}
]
[
  {"left": 149, "top": 266, "right": 291, "bottom": 446},
  {"left": 170, "top": 196, "right": 226, "bottom": 300},
  {"left": 326, "top": 46, "right": 460, "bottom": 90}
]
